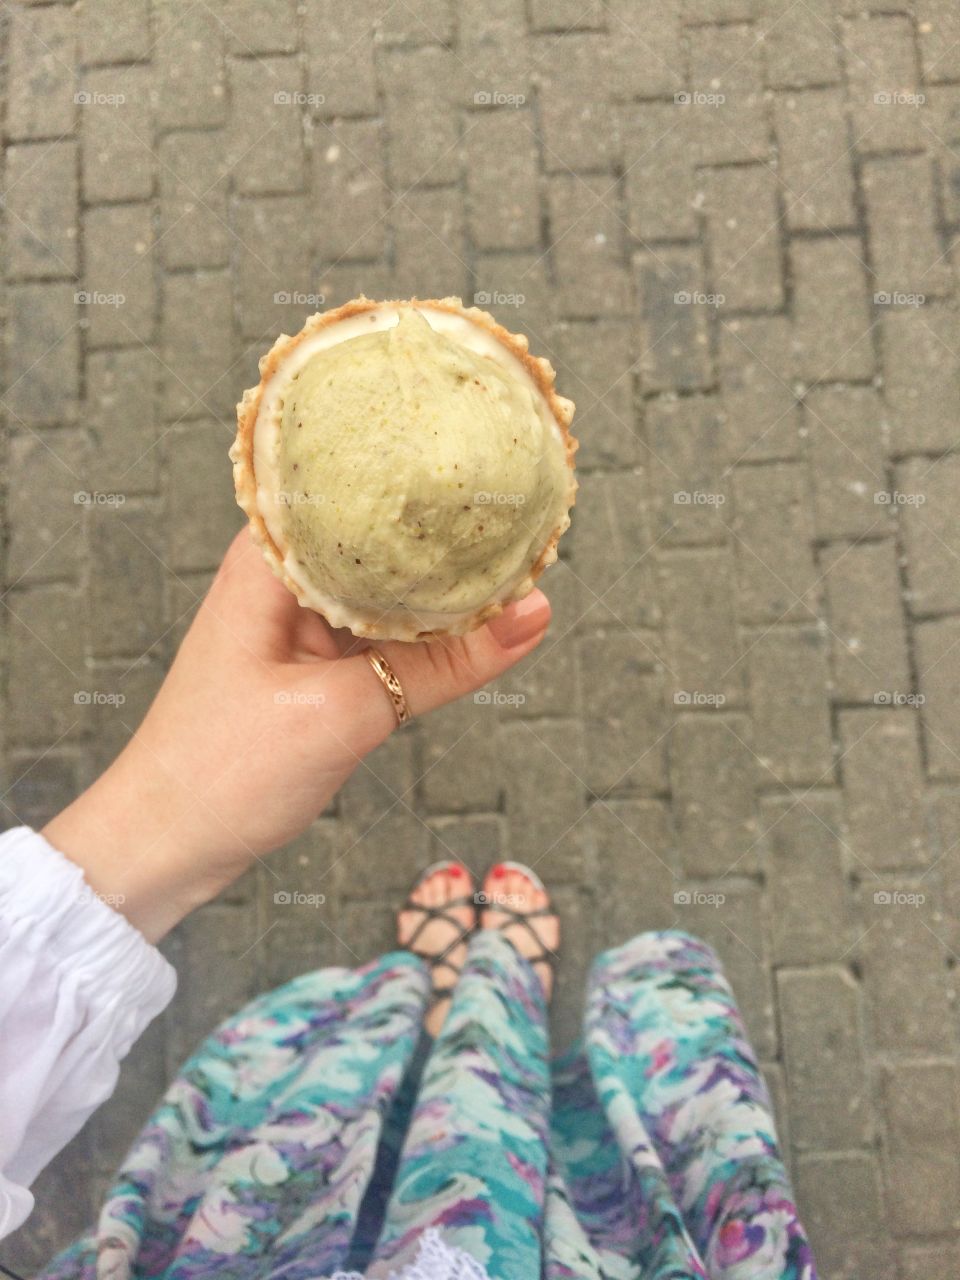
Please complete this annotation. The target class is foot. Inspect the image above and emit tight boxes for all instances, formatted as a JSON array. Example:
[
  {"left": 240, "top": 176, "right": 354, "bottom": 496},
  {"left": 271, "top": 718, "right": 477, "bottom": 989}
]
[
  {"left": 398, "top": 862, "right": 475, "bottom": 1037},
  {"left": 479, "top": 863, "right": 559, "bottom": 1001}
]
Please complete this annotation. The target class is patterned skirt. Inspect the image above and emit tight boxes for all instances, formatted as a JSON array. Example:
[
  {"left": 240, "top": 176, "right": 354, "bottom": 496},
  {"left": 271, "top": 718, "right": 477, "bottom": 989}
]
[{"left": 40, "top": 930, "right": 817, "bottom": 1280}]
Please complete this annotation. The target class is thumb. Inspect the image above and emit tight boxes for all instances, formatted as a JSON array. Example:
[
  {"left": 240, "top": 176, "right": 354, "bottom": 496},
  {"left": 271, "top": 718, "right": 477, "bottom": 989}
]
[{"left": 333, "top": 590, "right": 552, "bottom": 742}]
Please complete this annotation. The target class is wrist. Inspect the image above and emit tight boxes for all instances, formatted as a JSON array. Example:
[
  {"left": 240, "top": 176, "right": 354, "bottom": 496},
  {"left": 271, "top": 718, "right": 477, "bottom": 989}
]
[{"left": 42, "top": 747, "right": 233, "bottom": 943}]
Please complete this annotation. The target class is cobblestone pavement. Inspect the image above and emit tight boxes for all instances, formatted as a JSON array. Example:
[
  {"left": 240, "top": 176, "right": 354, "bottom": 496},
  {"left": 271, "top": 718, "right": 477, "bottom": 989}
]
[{"left": 2, "top": 1, "right": 960, "bottom": 1274}]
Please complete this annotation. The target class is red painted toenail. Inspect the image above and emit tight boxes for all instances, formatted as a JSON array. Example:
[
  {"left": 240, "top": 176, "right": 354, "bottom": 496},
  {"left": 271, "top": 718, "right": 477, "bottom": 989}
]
[
  {"left": 491, "top": 864, "right": 506, "bottom": 878},
  {"left": 448, "top": 864, "right": 463, "bottom": 876}
]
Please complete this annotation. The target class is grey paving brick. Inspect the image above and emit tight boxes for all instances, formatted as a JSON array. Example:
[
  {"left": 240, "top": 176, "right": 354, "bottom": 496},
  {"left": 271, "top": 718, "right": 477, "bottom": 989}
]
[
  {"left": 304, "top": 1, "right": 379, "bottom": 118},
  {"left": 499, "top": 719, "right": 587, "bottom": 881},
  {"left": 606, "top": 0, "right": 685, "bottom": 101},
  {"left": 6, "top": 429, "right": 86, "bottom": 585},
  {"left": 475, "top": 252, "right": 556, "bottom": 339},
  {"left": 844, "top": 16, "right": 922, "bottom": 155},
  {"left": 670, "top": 715, "right": 758, "bottom": 877},
  {"left": 458, "top": 0, "right": 528, "bottom": 102},
  {"left": 547, "top": 175, "right": 630, "bottom": 319},
  {"left": 380, "top": 46, "right": 461, "bottom": 187},
  {"left": 158, "top": 131, "right": 231, "bottom": 270},
  {"left": 6, "top": 585, "right": 86, "bottom": 746},
  {"left": 841, "top": 708, "right": 928, "bottom": 874},
  {"left": 863, "top": 156, "right": 951, "bottom": 299},
  {"left": 732, "top": 463, "right": 818, "bottom": 623},
  {"left": 901, "top": 1243, "right": 960, "bottom": 1280},
  {"left": 529, "top": 0, "right": 605, "bottom": 31},
  {"left": 821, "top": 539, "right": 910, "bottom": 705},
  {"left": 749, "top": 628, "right": 833, "bottom": 785},
  {"left": 773, "top": 89, "right": 856, "bottom": 231},
  {"left": 161, "top": 272, "right": 235, "bottom": 418},
  {"left": 659, "top": 549, "right": 746, "bottom": 708},
  {"left": 78, "top": 0, "right": 151, "bottom": 65},
  {"left": 164, "top": 904, "right": 259, "bottom": 1065},
  {"left": 916, "top": 617, "right": 960, "bottom": 781},
  {"left": 646, "top": 398, "right": 730, "bottom": 545},
  {"left": 498, "top": 562, "right": 581, "bottom": 717},
  {"left": 428, "top": 814, "right": 503, "bottom": 880},
  {"left": 393, "top": 189, "right": 468, "bottom": 301},
  {"left": 340, "top": 731, "right": 417, "bottom": 830},
  {"left": 789, "top": 237, "right": 874, "bottom": 382},
  {"left": 926, "top": 88, "right": 960, "bottom": 226},
  {"left": 804, "top": 385, "right": 889, "bottom": 541},
  {"left": 859, "top": 889, "right": 953, "bottom": 1053},
  {"left": 551, "top": 322, "right": 639, "bottom": 468},
  {"left": 881, "top": 1059, "right": 960, "bottom": 1236},
  {"left": 223, "top": 0, "right": 300, "bottom": 54},
  {"left": 918, "top": 0, "right": 960, "bottom": 83},
  {"left": 79, "top": 66, "right": 153, "bottom": 202},
  {"left": 758, "top": 0, "right": 842, "bottom": 89},
  {"left": 312, "top": 119, "right": 386, "bottom": 261},
  {"left": 621, "top": 103, "right": 697, "bottom": 241},
  {"left": 153, "top": 1, "right": 227, "bottom": 129},
  {"left": 897, "top": 454, "right": 960, "bottom": 616},
  {"left": 88, "top": 507, "right": 165, "bottom": 658},
  {"left": 578, "top": 630, "right": 667, "bottom": 795},
  {"left": 379, "top": 0, "right": 454, "bottom": 43},
  {"left": 779, "top": 966, "right": 871, "bottom": 1150},
  {"left": 4, "top": 141, "right": 78, "bottom": 279},
  {"left": 587, "top": 798, "right": 679, "bottom": 941},
  {"left": 7, "top": 6, "right": 76, "bottom": 141},
  {"left": 5, "top": 282, "right": 80, "bottom": 425},
  {"left": 233, "top": 195, "right": 315, "bottom": 339},
  {"left": 794, "top": 1154, "right": 886, "bottom": 1280},
  {"left": 0, "top": 752, "right": 79, "bottom": 832},
  {"left": 228, "top": 57, "right": 305, "bottom": 196},
  {"left": 85, "top": 347, "right": 162, "bottom": 495},
  {"left": 703, "top": 166, "right": 785, "bottom": 312},
  {"left": 762, "top": 792, "right": 850, "bottom": 965},
  {"left": 421, "top": 701, "right": 500, "bottom": 812},
  {"left": 165, "top": 421, "right": 244, "bottom": 571},
  {"left": 634, "top": 248, "right": 713, "bottom": 395},
  {"left": 88, "top": 659, "right": 164, "bottom": 777},
  {"left": 568, "top": 470, "right": 659, "bottom": 633},
  {"left": 536, "top": 36, "right": 621, "bottom": 173},
  {"left": 882, "top": 306, "right": 960, "bottom": 454},
  {"left": 82, "top": 203, "right": 155, "bottom": 347},
  {"left": 465, "top": 111, "right": 540, "bottom": 252},
  {"left": 687, "top": 24, "right": 768, "bottom": 165},
  {"left": 718, "top": 317, "right": 801, "bottom": 463}
]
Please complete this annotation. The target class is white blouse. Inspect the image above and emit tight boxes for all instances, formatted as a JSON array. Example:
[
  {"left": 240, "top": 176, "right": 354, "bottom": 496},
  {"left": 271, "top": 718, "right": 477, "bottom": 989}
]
[{"left": 0, "top": 825, "right": 177, "bottom": 1241}]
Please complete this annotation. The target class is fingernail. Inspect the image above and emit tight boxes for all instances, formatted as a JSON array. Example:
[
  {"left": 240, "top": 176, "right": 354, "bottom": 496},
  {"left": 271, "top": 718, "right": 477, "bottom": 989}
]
[
  {"left": 488, "top": 591, "right": 550, "bottom": 649},
  {"left": 491, "top": 864, "right": 506, "bottom": 879},
  {"left": 448, "top": 863, "right": 463, "bottom": 877}
]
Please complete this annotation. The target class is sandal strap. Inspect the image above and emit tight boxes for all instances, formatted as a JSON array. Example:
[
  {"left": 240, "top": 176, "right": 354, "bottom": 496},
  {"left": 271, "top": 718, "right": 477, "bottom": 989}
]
[
  {"left": 480, "top": 900, "right": 560, "bottom": 969},
  {"left": 402, "top": 892, "right": 475, "bottom": 1005},
  {"left": 403, "top": 896, "right": 475, "bottom": 954}
]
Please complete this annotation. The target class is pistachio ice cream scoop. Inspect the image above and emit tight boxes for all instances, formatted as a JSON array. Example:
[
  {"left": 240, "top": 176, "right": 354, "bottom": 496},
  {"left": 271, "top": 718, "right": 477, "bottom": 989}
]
[{"left": 230, "top": 297, "right": 577, "bottom": 641}]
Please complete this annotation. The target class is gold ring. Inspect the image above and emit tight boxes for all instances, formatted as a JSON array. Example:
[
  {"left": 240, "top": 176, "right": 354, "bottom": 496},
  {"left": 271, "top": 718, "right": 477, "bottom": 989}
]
[{"left": 364, "top": 648, "right": 412, "bottom": 727}]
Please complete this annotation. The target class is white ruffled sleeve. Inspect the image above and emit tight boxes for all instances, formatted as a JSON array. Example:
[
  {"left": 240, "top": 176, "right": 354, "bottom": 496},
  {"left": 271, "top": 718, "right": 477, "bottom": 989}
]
[{"left": 0, "top": 825, "right": 177, "bottom": 1240}]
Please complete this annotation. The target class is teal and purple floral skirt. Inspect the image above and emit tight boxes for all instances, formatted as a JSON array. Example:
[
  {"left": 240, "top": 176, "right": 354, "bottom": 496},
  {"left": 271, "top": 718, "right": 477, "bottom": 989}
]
[{"left": 41, "top": 931, "right": 816, "bottom": 1279}]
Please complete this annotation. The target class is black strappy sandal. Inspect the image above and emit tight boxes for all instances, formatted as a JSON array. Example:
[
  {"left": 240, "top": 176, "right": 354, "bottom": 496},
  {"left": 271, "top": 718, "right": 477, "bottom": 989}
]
[
  {"left": 478, "top": 860, "right": 560, "bottom": 977},
  {"left": 400, "top": 860, "right": 477, "bottom": 1004}
]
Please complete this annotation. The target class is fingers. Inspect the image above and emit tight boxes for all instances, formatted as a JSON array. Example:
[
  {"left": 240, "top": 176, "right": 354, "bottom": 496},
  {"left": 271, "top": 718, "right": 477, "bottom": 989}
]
[{"left": 322, "top": 590, "right": 552, "bottom": 748}]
